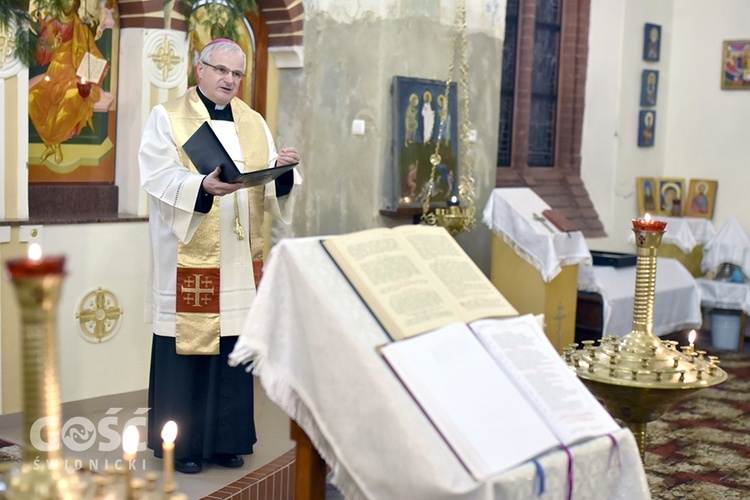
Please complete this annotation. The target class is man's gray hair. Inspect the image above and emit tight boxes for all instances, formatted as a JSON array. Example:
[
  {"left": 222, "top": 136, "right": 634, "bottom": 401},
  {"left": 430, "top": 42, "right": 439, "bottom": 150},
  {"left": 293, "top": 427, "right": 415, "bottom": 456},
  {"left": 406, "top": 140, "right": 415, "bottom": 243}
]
[{"left": 200, "top": 40, "right": 247, "bottom": 71}]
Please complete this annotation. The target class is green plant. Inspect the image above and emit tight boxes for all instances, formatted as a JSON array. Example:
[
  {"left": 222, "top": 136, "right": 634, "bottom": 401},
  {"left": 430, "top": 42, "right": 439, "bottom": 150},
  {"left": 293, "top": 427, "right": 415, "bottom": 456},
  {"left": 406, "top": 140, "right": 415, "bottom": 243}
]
[
  {"left": 0, "top": 0, "right": 258, "bottom": 68},
  {"left": 177, "top": 0, "right": 257, "bottom": 43}
]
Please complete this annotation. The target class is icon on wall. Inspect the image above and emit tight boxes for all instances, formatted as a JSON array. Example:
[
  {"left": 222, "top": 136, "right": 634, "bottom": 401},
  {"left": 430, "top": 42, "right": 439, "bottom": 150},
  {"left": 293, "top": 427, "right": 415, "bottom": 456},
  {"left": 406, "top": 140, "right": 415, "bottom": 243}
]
[{"left": 643, "top": 23, "right": 661, "bottom": 62}]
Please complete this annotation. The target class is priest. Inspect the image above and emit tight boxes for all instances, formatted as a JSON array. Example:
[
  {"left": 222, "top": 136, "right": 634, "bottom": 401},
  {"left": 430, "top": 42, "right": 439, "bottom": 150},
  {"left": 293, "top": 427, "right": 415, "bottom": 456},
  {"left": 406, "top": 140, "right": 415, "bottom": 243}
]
[{"left": 138, "top": 38, "right": 301, "bottom": 474}]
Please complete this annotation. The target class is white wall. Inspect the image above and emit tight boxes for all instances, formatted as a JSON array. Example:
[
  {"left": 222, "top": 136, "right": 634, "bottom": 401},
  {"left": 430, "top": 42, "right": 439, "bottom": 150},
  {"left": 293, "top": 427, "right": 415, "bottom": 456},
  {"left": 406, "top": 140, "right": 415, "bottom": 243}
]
[
  {"left": 41, "top": 223, "right": 151, "bottom": 403},
  {"left": 663, "top": 0, "right": 750, "bottom": 231},
  {"left": 583, "top": 0, "right": 750, "bottom": 252},
  {"left": 582, "top": 0, "right": 675, "bottom": 251}
]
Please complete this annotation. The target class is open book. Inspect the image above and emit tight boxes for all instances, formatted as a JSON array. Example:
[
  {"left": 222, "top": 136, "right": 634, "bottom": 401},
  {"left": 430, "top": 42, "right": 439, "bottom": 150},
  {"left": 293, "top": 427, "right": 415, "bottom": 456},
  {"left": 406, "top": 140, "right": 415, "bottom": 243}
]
[
  {"left": 182, "top": 122, "right": 297, "bottom": 187},
  {"left": 322, "top": 225, "right": 518, "bottom": 340},
  {"left": 76, "top": 52, "right": 109, "bottom": 85},
  {"left": 380, "top": 314, "right": 620, "bottom": 481}
]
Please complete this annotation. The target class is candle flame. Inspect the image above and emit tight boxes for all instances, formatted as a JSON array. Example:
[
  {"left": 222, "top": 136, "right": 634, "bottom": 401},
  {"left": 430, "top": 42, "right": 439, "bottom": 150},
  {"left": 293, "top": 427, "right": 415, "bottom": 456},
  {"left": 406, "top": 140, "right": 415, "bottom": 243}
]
[
  {"left": 161, "top": 420, "right": 177, "bottom": 444},
  {"left": 689, "top": 330, "right": 697, "bottom": 345},
  {"left": 81, "top": 76, "right": 87, "bottom": 84},
  {"left": 28, "top": 243, "right": 42, "bottom": 261},
  {"left": 644, "top": 213, "right": 652, "bottom": 222},
  {"left": 122, "top": 425, "right": 139, "bottom": 456}
]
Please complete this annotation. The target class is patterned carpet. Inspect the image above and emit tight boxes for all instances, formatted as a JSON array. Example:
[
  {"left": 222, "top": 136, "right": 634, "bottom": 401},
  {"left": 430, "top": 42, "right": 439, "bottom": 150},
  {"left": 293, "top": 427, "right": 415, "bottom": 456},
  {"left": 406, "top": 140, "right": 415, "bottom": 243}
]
[{"left": 644, "top": 349, "right": 750, "bottom": 499}]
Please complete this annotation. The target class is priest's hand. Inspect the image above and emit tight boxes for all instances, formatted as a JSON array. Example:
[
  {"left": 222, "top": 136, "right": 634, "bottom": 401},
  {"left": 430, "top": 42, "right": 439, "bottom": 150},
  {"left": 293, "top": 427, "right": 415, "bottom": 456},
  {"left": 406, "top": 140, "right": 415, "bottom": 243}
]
[
  {"left": 276, "top": 147, "right": 300, "bottom": 166},
  {"left": 202, "top": 167, "right": 243, "bottom": 196}
]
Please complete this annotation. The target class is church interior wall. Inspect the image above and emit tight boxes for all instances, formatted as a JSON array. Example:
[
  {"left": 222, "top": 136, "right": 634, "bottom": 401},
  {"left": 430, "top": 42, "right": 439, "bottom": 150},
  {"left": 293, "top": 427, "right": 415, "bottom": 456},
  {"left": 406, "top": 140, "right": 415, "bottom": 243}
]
[
  {"left": 2, "top": 0, "right": 749, "bottom": 412},
  {"left": 662, "top": 0, "right": 750, "bottom": 231},
  {"left": 0, "top": 223, "right": 151, "bottom": 414},
  {"left": 583, "top": 0, "right": 749, "bottom": 252},
  {"left": 275, "top": 1, "right": 505, "bottom": 273}
]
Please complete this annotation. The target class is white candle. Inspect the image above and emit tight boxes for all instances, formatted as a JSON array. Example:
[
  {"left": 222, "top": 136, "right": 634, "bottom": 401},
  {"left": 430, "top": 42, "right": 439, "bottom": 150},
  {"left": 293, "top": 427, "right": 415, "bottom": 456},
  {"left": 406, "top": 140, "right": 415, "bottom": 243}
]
[
  {"left": 122, "top": 425, "right": 139, "bottom": 497},
  {"left": 688, "top": 330, "right": 697, "bottom": 353},
  {"left": 161, "top": 421, "right": 178, "bottom": 491}
]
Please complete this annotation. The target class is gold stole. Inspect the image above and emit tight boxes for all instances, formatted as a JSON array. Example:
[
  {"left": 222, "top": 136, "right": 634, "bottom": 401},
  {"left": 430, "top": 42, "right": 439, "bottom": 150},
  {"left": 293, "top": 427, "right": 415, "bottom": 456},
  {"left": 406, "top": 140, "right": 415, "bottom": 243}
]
[{"left": 163, "top": 88, "right": 269, "bottom": 355}]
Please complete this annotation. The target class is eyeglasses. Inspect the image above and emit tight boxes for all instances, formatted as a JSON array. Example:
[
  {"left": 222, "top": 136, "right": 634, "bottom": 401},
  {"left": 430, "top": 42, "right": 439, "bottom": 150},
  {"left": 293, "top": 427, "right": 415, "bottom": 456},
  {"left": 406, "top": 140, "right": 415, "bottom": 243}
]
[{"left": 201, "top": 61, "right": 246, "bottom": 80}]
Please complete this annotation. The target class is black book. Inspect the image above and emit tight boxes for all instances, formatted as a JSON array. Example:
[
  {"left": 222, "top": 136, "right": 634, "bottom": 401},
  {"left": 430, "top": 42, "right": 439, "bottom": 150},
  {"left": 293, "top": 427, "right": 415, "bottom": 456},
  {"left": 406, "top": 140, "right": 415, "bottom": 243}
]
[{"left": 182, "top": 121, "right": 297, "bottom": 187}]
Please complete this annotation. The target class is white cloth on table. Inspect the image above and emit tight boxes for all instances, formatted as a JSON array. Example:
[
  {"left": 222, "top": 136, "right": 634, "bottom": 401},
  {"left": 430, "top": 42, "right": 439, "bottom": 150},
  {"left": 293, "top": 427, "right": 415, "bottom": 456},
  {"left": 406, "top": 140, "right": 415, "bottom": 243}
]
[
  {"left": 701, "top": 216, "right": 750, "bottom": 276},
  {"left": 482, "top": 188, "right": 591, "bottom": 282},
  {"left": 696, "top": 278, "right": 750, "bottom": 316},
  {"left": 229, "top": 237, "right": 649, "bottom": 500},
  {"left": 626, "top": 216, "right": 715, "bottom": 253},
  {"left": 578, "top": 258, "right": 702, "bottom": 337}
]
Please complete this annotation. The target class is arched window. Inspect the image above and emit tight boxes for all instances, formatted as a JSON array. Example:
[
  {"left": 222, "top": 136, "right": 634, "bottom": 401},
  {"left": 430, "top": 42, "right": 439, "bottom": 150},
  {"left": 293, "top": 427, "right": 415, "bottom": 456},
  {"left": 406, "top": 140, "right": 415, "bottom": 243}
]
[{"left": 496, "top": 0, "right": 605, "bottom": 237}]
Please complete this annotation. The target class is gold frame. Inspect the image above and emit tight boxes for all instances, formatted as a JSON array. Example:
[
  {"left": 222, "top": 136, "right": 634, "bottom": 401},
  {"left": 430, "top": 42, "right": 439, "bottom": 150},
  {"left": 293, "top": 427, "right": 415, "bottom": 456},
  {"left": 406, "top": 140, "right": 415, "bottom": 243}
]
[{"left": 685, "top": 179, "right": 718, "bottom": 219}]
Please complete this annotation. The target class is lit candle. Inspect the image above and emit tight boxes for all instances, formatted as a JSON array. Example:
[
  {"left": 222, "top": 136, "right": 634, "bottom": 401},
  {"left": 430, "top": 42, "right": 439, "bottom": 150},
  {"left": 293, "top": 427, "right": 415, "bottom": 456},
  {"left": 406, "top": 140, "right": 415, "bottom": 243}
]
[
  {"left": 161, "top": 421, "right": 177, "bottom": 491},
  {"left": 122, "top": 425, "right": 139, "bottom": 498},
  {"left": 688, "top": 330, "right": 697, "bottom": 353},
  {"left": 632, "top": 213, "right": 667, "bottom": 232},
  {"left": 6, "top": 243, "right": 65, "bottom": 279}
]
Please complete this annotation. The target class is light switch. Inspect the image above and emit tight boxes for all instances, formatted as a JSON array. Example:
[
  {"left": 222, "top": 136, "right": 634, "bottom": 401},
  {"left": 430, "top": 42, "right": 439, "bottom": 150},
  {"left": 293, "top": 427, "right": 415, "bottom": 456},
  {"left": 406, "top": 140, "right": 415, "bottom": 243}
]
[{"left": 352, "top": 119, "right": 366, "bottom": 135}]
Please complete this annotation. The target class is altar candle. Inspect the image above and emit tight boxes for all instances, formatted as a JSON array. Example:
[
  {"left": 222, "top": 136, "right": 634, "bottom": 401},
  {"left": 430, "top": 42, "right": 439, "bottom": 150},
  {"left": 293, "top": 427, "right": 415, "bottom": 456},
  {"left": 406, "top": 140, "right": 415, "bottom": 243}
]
[
  {"left": 6, "top": 243, "right": 65, "bottom": 278},
  {"left": 688, "top": 330, "right": 697, "bottom": 353},
  {"left": 122, "top": 425, "right": 139, "bottom": 497},
  {"left": 632, "top": 213, "right": 667, "bottom": 232},
  {"left": 161, "top": 421, "right": 177, "bottom": 491}
]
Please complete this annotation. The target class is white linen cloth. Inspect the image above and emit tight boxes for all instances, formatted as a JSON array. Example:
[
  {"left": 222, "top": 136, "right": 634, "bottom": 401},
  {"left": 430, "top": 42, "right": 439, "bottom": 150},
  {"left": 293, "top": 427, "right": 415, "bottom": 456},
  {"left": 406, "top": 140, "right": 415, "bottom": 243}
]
[
  {"left": 696, "top": 278, "right": 750, "bottom": 316},
  {"left": 578, "top": 258, "right": 702, "bottom": 337},
  {"left": 230, "top": 237, "right": 649, "bottom": 500},
  {"left": 626, "top": 216, "right": 715, "bottom": 253},
  {"left": 701, "top": 216, "right": 750, "bottom": 276},
  {"left": 482, "top": 188, "right": 591, "bottom": 282}
]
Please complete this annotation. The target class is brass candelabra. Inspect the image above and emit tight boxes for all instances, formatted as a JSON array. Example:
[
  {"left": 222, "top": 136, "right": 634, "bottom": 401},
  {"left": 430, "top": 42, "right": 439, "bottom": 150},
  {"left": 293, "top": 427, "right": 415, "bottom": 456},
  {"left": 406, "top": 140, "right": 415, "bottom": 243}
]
[
  {"left": 564, "top": 217, "right": 727, "bottom": 459},
  {"left": 1, "top": 246, "right": 184, "bottom": 498}
]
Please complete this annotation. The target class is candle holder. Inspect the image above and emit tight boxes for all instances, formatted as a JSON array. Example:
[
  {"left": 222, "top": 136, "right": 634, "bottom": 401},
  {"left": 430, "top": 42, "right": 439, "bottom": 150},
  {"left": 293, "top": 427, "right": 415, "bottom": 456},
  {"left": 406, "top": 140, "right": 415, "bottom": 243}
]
[
  {"left": 1, "top": 249, "right": 184, "bottom": 498},
  {"left": 2, "top": 253, "right": 86, "bottom": 497},
  {"left": 564, "top": 217, "right": 727, "bottom": 459}
]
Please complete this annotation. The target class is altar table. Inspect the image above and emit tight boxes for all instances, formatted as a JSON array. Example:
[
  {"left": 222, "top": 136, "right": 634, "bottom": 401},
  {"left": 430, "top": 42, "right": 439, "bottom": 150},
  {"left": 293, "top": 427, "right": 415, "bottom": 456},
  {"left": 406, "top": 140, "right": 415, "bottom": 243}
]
[
  {"left": 230, "top": 236, "right": 649, "bottom": 500},
  {"left": 578, "top": 258, "right": 702, "bottom": 337},
  {"left": 483, "top": 188, "right": 592, "bottom": 351}
]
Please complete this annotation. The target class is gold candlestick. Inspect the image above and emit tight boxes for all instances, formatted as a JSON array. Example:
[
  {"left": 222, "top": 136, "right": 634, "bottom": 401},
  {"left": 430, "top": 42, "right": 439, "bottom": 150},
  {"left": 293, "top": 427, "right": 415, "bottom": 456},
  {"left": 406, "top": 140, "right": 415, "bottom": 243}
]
[
  {"left": 3, "top": 244, "right": 85, "bottom": 497},
  {"left": 564, "top": 216, "right": 727, "bottom": 459}
]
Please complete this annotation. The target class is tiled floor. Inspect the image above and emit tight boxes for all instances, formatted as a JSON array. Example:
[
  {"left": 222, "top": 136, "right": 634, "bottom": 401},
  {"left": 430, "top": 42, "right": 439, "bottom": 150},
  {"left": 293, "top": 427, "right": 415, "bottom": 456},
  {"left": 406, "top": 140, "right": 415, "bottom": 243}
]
[{"left": 0, "top": 377, "right": 295, "bottom": 499}]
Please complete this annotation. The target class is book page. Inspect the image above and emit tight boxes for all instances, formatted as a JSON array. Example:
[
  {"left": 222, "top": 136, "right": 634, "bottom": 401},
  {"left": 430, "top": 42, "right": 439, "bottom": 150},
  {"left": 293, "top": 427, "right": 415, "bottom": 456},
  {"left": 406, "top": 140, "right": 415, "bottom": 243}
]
[
  {"left": 394, "top": 225, "right": 517, "bottom": 323},
  {"left": 76, "top": 52, "right": 108, "bottom": 85},
  {"left": 322, "top": 228, "right": 462, "bottom": 339},
  {"left": 380, "top": 323, "right": 559, "bottom": 481},
  {"left": 471, "top": 315, "right": 620, "bottom": 445}
]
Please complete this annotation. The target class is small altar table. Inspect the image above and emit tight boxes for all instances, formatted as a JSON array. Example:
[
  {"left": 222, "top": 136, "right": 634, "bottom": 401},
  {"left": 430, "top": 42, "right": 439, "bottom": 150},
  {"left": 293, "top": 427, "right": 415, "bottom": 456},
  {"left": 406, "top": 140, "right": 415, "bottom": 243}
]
[
  {"left": 578, "top": 258, "right": 702, "bottom": 337},
  {"left": 483, "top": 188, "right": 592, "bottom": 351},
  {"left": 230, "top": 236, "right": 649, "bottom": 500}
]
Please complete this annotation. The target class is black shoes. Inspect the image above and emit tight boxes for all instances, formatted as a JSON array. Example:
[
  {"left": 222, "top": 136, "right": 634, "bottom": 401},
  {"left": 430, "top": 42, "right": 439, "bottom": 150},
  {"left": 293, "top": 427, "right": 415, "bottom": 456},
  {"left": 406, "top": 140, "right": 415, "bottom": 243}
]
[
  {"left": 174, "top": 458, "right": 202, "bottom": 474},
  {"left": 213, "top": 453, "right": 244, "bottom": 468}
]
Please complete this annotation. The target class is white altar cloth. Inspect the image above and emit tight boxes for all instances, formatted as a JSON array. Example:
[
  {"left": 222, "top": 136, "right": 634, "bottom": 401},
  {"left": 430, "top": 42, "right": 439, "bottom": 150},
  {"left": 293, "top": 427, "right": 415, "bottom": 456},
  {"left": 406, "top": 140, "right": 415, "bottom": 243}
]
[
  {"left": 626, "top": 216, "right": 715, "bottom": 253},
  {"left": 578, "top": 258, "right": 702, "bottom": 337},
  {"left": 482, "top": 188, "right": 591, "bottom": 282},
  {"left": 696, "top": 278, "right": 750, "bottom": 316},
  {"left": 230, "top": 236, "right": 649, "bottom": 500},
  {"left": 701, "top": 216, "right": 750, "bottom": 277}
]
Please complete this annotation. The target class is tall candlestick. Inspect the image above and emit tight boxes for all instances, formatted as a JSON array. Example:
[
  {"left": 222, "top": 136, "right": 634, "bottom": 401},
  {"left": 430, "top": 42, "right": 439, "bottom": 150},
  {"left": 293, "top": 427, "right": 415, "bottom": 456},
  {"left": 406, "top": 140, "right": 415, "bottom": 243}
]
[
  {"left": 3, "top": 243, "right": 86, "bottom": 497},
  {"left": 161, "top": 420, "right": 178, "bottom": 492}
]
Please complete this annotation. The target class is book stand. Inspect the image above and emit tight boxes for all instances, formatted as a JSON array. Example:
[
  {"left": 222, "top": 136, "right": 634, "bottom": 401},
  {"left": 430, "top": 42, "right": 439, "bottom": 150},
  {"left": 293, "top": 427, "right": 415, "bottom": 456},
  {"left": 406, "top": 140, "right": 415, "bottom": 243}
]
[{"left": 230, "top": 237, "right": 649, "bottom": 499}]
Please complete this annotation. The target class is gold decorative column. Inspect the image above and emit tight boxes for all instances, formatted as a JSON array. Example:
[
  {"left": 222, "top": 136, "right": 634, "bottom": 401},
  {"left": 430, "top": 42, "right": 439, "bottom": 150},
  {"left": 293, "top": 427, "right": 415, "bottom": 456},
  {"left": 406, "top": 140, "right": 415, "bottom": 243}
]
[
  {"left": 564, "top": 216, "right": 727, "bottom": 459},
  {"left": 3, "top": 244, "right": 84, "bottom": 497}
]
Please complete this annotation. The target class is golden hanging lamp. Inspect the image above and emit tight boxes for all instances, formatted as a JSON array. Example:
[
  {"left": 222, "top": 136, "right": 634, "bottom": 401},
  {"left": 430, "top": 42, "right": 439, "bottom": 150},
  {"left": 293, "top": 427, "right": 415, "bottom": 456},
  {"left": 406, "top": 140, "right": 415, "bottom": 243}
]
[{"left": 421, "top": 0, "right": 476, "bottom": 236}]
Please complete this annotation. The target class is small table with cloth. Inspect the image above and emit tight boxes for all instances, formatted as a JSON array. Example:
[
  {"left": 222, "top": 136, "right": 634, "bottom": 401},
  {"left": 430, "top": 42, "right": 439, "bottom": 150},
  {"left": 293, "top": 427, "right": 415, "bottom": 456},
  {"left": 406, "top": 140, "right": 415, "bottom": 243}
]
[{"left": 482, "top": 188, "right": 592, "bottom": 351}]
